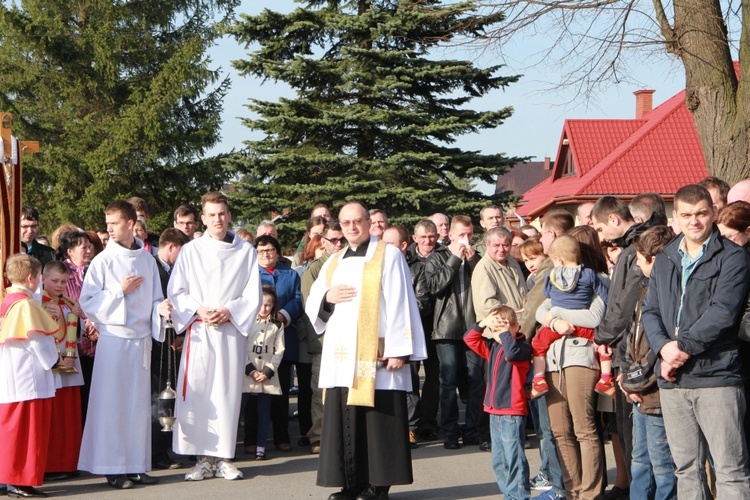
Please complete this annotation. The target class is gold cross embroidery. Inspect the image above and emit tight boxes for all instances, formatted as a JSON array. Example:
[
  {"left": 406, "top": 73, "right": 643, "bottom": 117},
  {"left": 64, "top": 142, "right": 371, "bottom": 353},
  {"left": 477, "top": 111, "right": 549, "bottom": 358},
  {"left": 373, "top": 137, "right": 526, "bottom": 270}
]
[
  {"left": 333, "top": 345, "right": 349, "bottom": 362},
  {"left": 403, "top": 326, "right": 413, "bottom": 341}
]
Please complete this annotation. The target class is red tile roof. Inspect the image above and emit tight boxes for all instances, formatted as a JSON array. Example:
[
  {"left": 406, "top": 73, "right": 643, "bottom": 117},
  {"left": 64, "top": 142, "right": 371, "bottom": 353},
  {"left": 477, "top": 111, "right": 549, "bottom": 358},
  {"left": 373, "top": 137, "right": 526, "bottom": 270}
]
[{"left": 516, "top": 90, "right": 708, "bottom": 218}]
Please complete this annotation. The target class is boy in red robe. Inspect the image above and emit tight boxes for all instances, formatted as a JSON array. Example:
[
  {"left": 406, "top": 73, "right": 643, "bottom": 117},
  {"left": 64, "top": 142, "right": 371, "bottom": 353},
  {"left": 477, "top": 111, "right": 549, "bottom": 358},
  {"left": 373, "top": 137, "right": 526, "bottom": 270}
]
[{"left": 0, "top": 254, "right": 61, "bottom": 498}]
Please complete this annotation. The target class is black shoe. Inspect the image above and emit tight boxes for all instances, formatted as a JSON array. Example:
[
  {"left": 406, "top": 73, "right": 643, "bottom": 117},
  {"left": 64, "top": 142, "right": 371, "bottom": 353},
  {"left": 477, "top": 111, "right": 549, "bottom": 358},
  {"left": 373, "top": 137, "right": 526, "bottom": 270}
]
[
  {"left": 443, "top": 436, "right": 461, "bottom": 450},
  {"left": 356, "top": 486, "right": 390, "bottom": 500},
  {"left": 43, "top": 471, "right": 79, "bottom": 481},
  {"left": 106, "top": 475, "right": 134, "bottom": 489},
  {"left": 418, "top": 429, "right": 438, "bottom": 441},
  {"left": 328, "top": 489, "right": 358, "bottom": 500},
  {"left": 479, "top": 441, "right": 491, "bottom": 452},
  {"left": 603, "top": 486, "right": 630, "bottom": 500},
  {"left": 127, "top": 473, "right": 159, "bottom": 485},
  {"left": 7, "top": 487, "right": 47, "bottom": 498},
  {"left": 461, "top": 435, "right": 480, "bottom": 446},
  {"left": 0, "top": 486, "right": 7, "bottom": 496},
  {"left": 153, "top": 458, "right": 185, "bottom": 470},
  {"left": 297, "top": 436, "right": 311, "bottom": 446}
]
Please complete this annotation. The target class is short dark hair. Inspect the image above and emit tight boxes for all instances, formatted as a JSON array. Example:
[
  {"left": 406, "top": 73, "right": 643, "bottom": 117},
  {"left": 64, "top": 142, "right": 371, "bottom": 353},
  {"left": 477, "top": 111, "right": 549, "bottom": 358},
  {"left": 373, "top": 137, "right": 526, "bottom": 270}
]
[
  {"left": 592, "top": 196, "right": 633, "bottom": 224},
  {"left": 413, "top": 219, "right": 437, "bottom": 235},
  {"left": 56, "top": 230, "right": 92, "bottom": 261},
  {"left": 386, "top": 225, "right": 410, "bottom": 246},
  {"left": 629, "top": 193, "right": 667, "bottom": 223},
  {"left": 307, "top": 216, "right": 327, "bottom": 233},
  {"left": 255, "top": 235, "right": 282, "bottom": 256},
  {"left": 159, "top": 228, "right": 190, "bottom": 248},
  {"left": 201, "top": 191, "right": 229, "bottom": 210},
  {"left": 540, "top": 209, "right": 574, "bottom": 235},
  {"left": 106, "top": 200, "right": 137, "bottom": 222},
  {"left": 699, "top": 176, "right": 730, "bottom": 204},
  {"left": 127, "top": 196, "right": 148, "bottom": 215},
  {"left": 174, "top": 203, "right": 199, "bottom": 221},
  {"left": 43, "top": 259, "right": 69, "bottom": 276},
  {"left": 674, "top": 184, "right": 713, "bottom": 209},
  {"left": 21, "top": 205, "right": 40, "bottom": 222},
  {"left": 324, "top": 220, "right": 342, "bottom": 235},
  {"left": 633, "top": 225, "right": 675, "bottom": 262}
]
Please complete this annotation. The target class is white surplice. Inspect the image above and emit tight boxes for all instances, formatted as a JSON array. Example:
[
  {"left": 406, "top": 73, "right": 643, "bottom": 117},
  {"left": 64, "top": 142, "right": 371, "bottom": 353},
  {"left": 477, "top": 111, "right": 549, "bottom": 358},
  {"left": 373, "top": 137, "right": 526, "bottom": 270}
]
[
  {"left": 169, "top": 231, "right": 261, "bottom": 459},
  {"left": 306, "top": 237, "right": 427, "bottom": 392},
  {"left": 77, "top": 238, "right": 165, "bottom": 474}
]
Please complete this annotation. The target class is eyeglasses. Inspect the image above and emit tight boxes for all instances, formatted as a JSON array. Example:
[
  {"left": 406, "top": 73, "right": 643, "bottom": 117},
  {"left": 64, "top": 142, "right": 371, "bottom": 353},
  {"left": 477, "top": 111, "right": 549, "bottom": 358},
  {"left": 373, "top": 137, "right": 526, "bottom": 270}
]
[
  {"left": 174, "top": 220, "right": 197, "bottom": 226},
  {"left": 340, "top": 218, "right": 367, "bottom": 228},
  {"left": 324, "top": 237, "right": 346, "bottom": 245},
  {"left": 257, "top": 248, "right": 277, "bottom": 255},
  {"left": 20, "top": 224, "right": 38, "bottom": 230}
]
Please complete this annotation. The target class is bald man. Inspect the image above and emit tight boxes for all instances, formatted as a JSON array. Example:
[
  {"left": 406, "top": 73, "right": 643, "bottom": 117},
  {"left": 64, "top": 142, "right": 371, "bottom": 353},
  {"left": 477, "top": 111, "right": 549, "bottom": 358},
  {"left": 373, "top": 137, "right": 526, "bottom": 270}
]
[{"left": 728, "top": 179, "right": 750, "bottom": 204}]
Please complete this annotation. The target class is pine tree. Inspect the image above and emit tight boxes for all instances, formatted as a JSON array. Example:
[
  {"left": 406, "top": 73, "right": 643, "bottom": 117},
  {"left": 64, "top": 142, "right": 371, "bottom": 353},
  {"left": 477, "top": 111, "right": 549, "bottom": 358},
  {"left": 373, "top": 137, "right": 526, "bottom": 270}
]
[
  {"left": 227, "top": 0, "right": 524, "bottom": 242},
  {"left": 0, "top": 0, "right": 238, "bottom": 231}
]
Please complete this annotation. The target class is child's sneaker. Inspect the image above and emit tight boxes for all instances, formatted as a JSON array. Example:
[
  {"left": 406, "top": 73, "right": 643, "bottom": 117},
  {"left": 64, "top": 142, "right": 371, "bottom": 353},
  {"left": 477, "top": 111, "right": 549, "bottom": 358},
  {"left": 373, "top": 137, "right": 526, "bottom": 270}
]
[
  {"left": 595, "top": 377, "right": 615, "bottom": 398},
  {"left": 530, "top": 377, "right": 549, "bottom": 399}
]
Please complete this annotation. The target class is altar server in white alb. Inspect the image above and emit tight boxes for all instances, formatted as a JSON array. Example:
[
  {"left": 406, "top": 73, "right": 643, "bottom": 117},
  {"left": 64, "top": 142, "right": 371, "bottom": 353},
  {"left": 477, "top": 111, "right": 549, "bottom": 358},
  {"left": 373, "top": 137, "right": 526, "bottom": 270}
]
[
  {"left": 169, "top": 191, "right": 262, "bottom": 482},
  {"left": 78, "top": 200, "right": 171, "bottom": 490},
  {"left": 306, "top": 201, "right": 427, "bottom": 500}
]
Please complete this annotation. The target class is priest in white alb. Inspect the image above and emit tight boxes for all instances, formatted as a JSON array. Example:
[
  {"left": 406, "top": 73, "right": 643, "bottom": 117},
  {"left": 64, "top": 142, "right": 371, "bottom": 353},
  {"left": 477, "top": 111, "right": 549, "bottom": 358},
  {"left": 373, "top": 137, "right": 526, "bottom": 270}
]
[
  {"left": 306, "top": 201, "right": 427, "bottom": 500},
  {"left": 78, "top": 200, "right": 171, "bottom": 490},
  {"left": 169, "top": 191, "right": 261, "bottom": 482}
]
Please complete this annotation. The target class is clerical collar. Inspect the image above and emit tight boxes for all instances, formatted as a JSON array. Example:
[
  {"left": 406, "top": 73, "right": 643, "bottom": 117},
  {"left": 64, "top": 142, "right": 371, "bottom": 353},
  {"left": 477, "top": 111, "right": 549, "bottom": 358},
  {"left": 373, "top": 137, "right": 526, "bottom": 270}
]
[
  {"left": 343, "top": 238, "right": 370, "bottom": 259},
  {"left": 115, "top": 239, "right": 140, "bottom": 251}
]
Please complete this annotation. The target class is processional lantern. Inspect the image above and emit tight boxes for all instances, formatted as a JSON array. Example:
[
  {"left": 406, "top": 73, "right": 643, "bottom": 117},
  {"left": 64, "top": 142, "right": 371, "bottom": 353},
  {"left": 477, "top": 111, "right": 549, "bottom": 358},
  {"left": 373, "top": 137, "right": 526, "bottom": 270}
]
[{"left": 0, "top": 112, "right": 40, "bottom": 295}]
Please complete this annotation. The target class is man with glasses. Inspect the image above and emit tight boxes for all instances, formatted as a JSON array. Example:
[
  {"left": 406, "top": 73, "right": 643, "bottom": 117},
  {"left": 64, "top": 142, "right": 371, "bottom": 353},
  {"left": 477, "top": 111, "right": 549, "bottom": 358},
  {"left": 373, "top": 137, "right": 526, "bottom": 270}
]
[
  {"left": 173, "top": 203, "right": 201, "bottom": 239},
  {"left": 306, "top": 202, "right": 426, "bottom": 500},
  {"left": 20, "top": 205, "right": 56, "bottom": 267}
]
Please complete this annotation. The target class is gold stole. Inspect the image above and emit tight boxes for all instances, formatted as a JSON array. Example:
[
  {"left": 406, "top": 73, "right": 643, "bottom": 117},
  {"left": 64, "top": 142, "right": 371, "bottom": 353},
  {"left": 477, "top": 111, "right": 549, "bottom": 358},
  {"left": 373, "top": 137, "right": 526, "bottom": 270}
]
[{"left": 326, "top": 240, "right": 387, "bottom": 407}]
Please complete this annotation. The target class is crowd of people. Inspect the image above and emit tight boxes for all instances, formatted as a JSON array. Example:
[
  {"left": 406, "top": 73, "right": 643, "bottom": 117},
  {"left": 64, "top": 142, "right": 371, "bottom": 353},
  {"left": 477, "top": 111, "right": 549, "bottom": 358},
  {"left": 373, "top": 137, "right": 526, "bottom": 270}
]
[{"left": 3, "top": 176, "right": 750, "bottom": 500}]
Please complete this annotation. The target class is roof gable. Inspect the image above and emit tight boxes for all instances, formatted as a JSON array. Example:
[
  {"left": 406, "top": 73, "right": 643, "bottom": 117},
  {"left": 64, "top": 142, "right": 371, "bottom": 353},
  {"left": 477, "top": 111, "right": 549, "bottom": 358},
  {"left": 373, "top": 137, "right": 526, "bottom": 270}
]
[{"left": 517, "top": 89, "right": 707, "bottom": 217}]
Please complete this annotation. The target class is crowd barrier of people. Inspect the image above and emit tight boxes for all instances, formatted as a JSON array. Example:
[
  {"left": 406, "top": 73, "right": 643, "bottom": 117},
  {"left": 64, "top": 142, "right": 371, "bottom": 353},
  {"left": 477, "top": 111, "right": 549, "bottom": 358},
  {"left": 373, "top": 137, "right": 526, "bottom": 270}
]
[{"left": 3, "top": 176, "right": 750, "bottom": 500}]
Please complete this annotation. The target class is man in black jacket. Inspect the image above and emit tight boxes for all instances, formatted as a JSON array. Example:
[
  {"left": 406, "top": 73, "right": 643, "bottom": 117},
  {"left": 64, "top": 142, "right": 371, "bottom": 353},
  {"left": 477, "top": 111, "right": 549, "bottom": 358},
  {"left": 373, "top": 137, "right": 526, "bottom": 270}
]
[
  {"left": 151, "top": 228, "right": 190, "bottom": 470},
  {"left": 592, "top": 195, "right": 666, "bottom": 483},
  {"left": 423, "top": 215, "right": 482, "bottom": 449},
  {"left": 643, "top": 184, "right": 750, "bottom": 498},
  {"left": 20, "top": 205, "right": 56, "bottom": 268}
]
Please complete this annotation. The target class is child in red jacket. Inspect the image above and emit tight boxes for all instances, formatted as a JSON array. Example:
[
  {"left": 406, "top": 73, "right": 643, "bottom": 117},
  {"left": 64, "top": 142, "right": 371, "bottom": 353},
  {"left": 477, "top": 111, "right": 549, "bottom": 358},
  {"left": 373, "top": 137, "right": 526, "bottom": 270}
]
[{"left": 465, "top": 306, "right": 532, "bottom": 500}]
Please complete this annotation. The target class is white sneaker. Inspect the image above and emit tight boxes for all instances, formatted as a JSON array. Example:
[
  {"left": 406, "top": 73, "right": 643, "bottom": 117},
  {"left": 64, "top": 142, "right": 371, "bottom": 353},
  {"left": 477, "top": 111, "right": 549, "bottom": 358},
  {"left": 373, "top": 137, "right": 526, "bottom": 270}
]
[
  {"left": 215, "top": 459, "right": 243, "bottom": 480},
  {"left": 185, "top": 458, "right": 214, "bottom": 481}
]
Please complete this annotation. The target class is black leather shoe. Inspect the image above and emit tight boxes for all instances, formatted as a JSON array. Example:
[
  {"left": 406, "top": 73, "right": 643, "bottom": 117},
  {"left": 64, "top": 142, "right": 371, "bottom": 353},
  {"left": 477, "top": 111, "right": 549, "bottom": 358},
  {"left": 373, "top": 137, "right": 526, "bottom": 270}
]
[
  {"left": 7, "top": 486, "right": 48, "bottom": 498},
  {"left": 328, "top": 489, "right": 357, "bottom": 500},
  {"left": 479, "top": 441, "right": 491, "bottom": 452},
  {"left": 106, "top": 475, "right": 134, "bottom": 489},
  {"left": 297, "top": 436, "right": 311, "bottom": 446},
  {"left": 153, "top": 458, "right": 185, "bottom": 470},
  {"left": 127, "top": 473, "right": 159, "bottom": 485},
  {"left": 356, "top": 486, "right": 390, "bottom": 500},
  {"left": 43, "top": 471, "right": 80, "bottom": 481},
  {"left": 443, "top": 436, "right": 461, "bottom": 450}
]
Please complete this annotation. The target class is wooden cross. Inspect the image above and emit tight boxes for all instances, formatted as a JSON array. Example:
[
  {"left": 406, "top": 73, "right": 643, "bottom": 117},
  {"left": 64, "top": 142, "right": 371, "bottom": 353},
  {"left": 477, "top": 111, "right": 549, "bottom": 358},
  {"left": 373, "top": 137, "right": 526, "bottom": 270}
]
[{"left": 1, "top": 112, "right": 40, "bottom": 291}]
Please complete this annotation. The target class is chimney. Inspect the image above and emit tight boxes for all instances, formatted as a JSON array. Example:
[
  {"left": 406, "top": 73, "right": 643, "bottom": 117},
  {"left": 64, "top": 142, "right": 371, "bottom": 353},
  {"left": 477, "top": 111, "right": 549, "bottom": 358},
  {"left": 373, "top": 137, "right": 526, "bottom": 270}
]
[
  {"left": 634, "top": 89, "right": 655, "bottom": 119},
  {"left": 543, "top": 156, "right": 551, "bottom": 171}
]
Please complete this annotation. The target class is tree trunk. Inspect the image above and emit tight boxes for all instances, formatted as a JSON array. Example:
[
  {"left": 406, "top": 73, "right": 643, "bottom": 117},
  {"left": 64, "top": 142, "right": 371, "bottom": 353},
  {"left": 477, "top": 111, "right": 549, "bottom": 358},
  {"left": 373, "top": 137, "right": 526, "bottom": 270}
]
[{"left": 674, "top": 0, "right": 750, "bottom": 184}]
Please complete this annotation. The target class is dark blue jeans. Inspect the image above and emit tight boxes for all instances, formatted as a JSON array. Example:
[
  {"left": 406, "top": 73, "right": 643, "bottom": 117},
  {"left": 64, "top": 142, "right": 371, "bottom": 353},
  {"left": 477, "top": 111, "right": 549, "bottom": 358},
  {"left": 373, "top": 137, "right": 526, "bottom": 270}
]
[
  {"left": 490, "top": 414, "right": 530, "bottom": 499},
  {"left": 435, "top": 341, "right": 487, "bottom": 441},
  {"left": 631, "top": 405, "right": 676, "bottom": 500},
  {"left": 528, "top": 395, "right": 565, "bottom": 494}
]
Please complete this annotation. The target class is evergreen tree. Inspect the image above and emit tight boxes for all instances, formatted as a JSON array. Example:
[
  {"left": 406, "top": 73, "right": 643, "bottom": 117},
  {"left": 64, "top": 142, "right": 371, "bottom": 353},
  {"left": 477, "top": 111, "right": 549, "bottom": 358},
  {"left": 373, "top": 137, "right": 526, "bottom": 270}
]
[
  {"left": 227, "top": 0, "right": 523, "bottom": 242},
  {"left": 0, "top": 0, "right": 238, "bottom": 231}
]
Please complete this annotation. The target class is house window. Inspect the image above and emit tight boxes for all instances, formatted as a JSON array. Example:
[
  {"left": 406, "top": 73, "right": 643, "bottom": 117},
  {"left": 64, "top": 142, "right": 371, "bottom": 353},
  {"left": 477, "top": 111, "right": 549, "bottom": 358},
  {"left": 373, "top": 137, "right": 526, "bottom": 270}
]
[{"left": 561, "top": 148, "right": 576, "bottom": 177}]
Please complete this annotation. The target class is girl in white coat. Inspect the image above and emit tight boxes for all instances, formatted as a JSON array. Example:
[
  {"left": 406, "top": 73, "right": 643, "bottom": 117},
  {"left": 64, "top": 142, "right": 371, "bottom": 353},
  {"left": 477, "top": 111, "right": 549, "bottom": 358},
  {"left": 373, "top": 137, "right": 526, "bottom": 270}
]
[{"left": 243, "top": 285, "right": 285, "bottom": 460}]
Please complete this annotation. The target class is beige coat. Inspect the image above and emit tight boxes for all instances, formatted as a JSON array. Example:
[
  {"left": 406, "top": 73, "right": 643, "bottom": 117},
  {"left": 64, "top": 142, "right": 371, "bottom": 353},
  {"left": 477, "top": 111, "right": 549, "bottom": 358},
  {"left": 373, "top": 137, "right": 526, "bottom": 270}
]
[
  {"left": 471, "top": 254, "right": 527, "bottom": 323},
  {"left": 243, "top": 318, "right": 285, "bottom": 395}
]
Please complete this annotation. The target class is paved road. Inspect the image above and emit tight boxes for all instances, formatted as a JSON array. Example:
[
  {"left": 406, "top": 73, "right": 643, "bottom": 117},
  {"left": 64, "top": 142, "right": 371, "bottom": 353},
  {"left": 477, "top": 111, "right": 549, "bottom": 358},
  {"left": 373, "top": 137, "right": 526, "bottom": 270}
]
[{"left": 39, "top": 427, "right": 616, "bottom": 499}]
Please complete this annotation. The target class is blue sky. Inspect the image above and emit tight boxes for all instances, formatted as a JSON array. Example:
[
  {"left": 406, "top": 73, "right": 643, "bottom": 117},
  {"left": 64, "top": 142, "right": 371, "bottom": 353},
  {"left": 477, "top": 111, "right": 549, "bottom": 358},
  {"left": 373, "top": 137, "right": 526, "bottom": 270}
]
[{"left": 207, "top": 0, "right": 686, "bottom": 195}]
